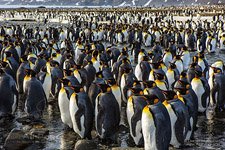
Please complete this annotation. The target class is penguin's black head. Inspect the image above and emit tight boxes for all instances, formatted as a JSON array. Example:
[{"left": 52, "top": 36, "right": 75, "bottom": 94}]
[
  {"left": 59, "top": 78, "right": 71, "bottom": 87},
  {"left": 74, "top": 64, "right": 82, "bottom": 70},
  {"left": 52, "top": 53, "right": 57, "bottom": 57},
  {"left": 174, "top": 55, "right": 182, "bottom": 60},
  {"left": 142, "top": 56, "right": 149, "bottom": 61},
  {"left": 50, "top": 60, "right": 60, "bottom": 67},
  {"left": 176, "top": 80, "right": 191, "bottom": 90},
  {"left": 140, "top": 49, "right": 145, "bottom": 53},
  {"left": 153, "top": 71, "right": 165, "bottom": 80},
  {"left": 25, "top": 69, "right": 36, "bottom": 77},
  {"left": 169, "top": 62, "right": 176, "bottom": 69},
  {"left": 162, "top": 90, "right": 177, "bottom": 100},
  {"left": 194, "top": 68, "right": 203, "bottom": 78},
  {"left": 71, "top": 85, "right": 83, "bottom": 93},
  {"left": 150, "top": 62, "right": 161, "bottom": 69},
  {"left": 143, "top": 94, "right": 160, "bottom": 105},
  {"left": 5, "top": 51, "right": 12, "bottom": 58},
  {"left": 107, "top": 78, "right": 116, "bottom": 86},
  {"left": 63, "top": 69, "right": 73, "bottom": 76},
  {"left": 130, "top": 87, "right": 143, "bottom": 95},
  {"left": 211, "top": 66, "right": 222, "bottom": 74},
  {"left": 190, "top": 62, "right": 197, "bottom": 68},
  {"left": 174, "top": 87, "right": 187, "bottom": 95},
  {"left": 180, "top": 71, "right": 187, "bottom": 79},
  {"left": 124, "top": 67, "right": 132, "bottom": 74},
  {"left": 96, "top": 71, "right": 104, "bottom": 79},
  {"left": 97, "top": 83, "right": 111, "bottom": 93},
  {"left": 143, "top": 80, "right": 156, "bottom": 88}
]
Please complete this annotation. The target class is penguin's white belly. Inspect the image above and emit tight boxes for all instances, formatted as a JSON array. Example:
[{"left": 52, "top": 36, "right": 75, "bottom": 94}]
[
  {"left": 135, "top": 63, "right": 142, "bottom": 81},
  {"left": 166, "top": 72, "right": 175, "bottom": 90},
  {"left": 142, "top": 108, "right": 157, "bottom": 150},
  {"left": 165, "top": 104, "right": 180, "bottom": 147},
  {"left": 74, "top": 73, "right": 82, "bottom": 84},
  {"left": 145, "top": 36, "right": 151, "bottom": 47},
  {"left": 191, "top": 80, "right": 206, "bottom": 112},
  {"left": 148, "top": 70, "right": 154, "bottom": 81},
  {"left": 182, "top": 54, "right": 190, "bottom": 70},
  {"left": 175, "top": 61, "right": 183, "bottom": 74},
  {"left": 163, "top": 54, "right": 172, "bottom": 67},
  {"left": 43, "top": 75, "right": 52, "bottom": 100},
  {"left": 112, "top": 88, "right": 122, "bottom": 111},
  {"left": 93, "top": 61, "right": 100, "bottom": 72},
  {"left": 127, "top": 98, "right": 135, "bottom": 139},
  {"left": 58, "top": 92, "right": 73, "bottom": 128},
  {"left": 70, "top": 95, "right": 85, "bottom": 138}
]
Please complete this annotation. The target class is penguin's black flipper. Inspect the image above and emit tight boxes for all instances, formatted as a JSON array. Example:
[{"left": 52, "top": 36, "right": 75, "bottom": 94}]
[
  {"left": 75, "top": 104, "right": 85, "bottom": 132},
  {"left": 97, "top": 104, "right": 104, "bottom": 136}
]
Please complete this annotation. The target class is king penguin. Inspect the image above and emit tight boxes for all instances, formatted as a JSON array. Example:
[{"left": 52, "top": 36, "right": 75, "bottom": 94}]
[
  {"left": 162, "top": 90, "right": 190, "bottom": 148},
  {"left": 95, "top": 83, "right": 120, "bottom": 140},
  {"left": 141, "top": 94, "right": 171, "bottom": 150},
  {"left": 191, "top": 68, "right": 210, "bottom": 113},
  {"left": 58, "top": 78, "right": 73, "bottom": 128},
  {"left": 24, "top": 69, "right": 46, "bottom": 119},
  {"left": 38, "top": 66, "right": 52, "bottom": 100},
  {"left": 70, "top": 85, "right": 94, "bottom": 139},
  {"left": 127, "top": 87, "right": 148, "bottom": 146},
  {"left": 0, "top": 68, "right": 18, "bottom": 117}
]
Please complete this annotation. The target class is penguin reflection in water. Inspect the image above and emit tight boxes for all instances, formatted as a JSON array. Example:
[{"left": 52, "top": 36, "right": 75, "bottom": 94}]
[
  {"left": 24, "top": 69, "right": 46, "bottom": 120},
  {"left": 95, "top": 82, "right": 120, "bottom": 141}
]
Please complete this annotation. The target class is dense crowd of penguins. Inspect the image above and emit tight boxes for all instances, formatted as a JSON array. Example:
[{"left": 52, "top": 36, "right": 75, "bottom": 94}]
[{"left": 0, "top": 9, "right": 225, "bottom": 150}]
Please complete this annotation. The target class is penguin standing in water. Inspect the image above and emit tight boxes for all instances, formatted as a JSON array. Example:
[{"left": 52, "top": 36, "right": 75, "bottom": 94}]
[
  {"left": 126, "top": 87, "right": 147, "bottom": 146},
  {"left": 191, "top": 69, "right": 210, "bottom": 113},
  {"left": 142, "top": 94, "right": 171, "bottom": 150},
  {"left": 95, "top": 83, "right": 120, "bottom": 140},
  {"left": 24, "top": 69, "right": 46, "bottom": 120},
  {"left": 162, "top": 90, "right": 190, "bottom": 148},
  {"left": 0, "top": 68, "right": 18, "bottom": 117},
  {"left": 70, "top": 85, "right": 94, "bottom": 139},
  {"left": 58, "top": 78, "right": 73, "bottom": 128}
]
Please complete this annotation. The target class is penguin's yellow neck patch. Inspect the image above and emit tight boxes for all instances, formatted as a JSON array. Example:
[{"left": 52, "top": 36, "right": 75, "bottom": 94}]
[
  {"left": 143, "top": 106, "right": 153, "bottom": 118},
  {"left": 178, "top": 94, "right": 185, "bottom": 103},
  {"left": 163, "top": 100, "right": 169, "bottom": 106}
]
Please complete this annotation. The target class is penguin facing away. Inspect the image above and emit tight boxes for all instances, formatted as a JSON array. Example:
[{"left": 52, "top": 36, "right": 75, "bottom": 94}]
[{"left": 95, "top": 83, "right": 120, "bottom": 140}]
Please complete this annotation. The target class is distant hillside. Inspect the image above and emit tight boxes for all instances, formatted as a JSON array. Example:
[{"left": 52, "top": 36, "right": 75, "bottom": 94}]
[{"left": 0, "top": 0, "right": 223, "bottom": 7}]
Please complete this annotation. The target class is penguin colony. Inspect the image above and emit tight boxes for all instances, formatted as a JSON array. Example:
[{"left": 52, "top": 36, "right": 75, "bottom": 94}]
[{"left": 0, "top": 6, "right": 225, "bottom": 149}]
